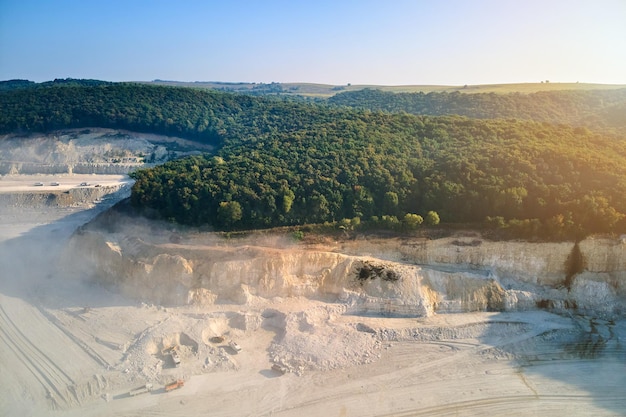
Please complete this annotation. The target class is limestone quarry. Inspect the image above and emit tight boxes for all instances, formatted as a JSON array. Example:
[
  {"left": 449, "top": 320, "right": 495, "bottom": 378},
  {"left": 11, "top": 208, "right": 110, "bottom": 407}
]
[
  {"left": 0, "top": 128, "right": 210, "bottom": 176},
  {"left": 1, "top": 131, "right": 625, "bottom": 417},
  {"left": 68, "top": 214, "right": 626, "bottom": 319}
]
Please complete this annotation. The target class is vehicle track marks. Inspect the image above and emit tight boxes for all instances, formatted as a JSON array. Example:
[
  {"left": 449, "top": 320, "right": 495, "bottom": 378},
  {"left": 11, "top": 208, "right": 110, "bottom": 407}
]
[
  {"left": 37, "top": 306, "right": 111, "bottom": 368},
  {"left": 376, "top": 394, "right": 626, "bottom": 416},
  {"left": 0, "top": 302, "right": 75, "bottom": 408}
]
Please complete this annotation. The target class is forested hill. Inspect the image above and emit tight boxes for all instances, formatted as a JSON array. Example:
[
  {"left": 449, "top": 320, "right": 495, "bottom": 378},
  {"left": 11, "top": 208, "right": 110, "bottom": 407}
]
[
  {"left": 2, "top": 82, "right": 626, "bottom": 237},
  {"left": 328, "top": 89, "right": 626, "bottom": 133},
  {"left": 130, "top": 113, "right": 626, "bottom": 238},
  {"left": 0, "top": 82, "right": 266, "bottom": 145}
]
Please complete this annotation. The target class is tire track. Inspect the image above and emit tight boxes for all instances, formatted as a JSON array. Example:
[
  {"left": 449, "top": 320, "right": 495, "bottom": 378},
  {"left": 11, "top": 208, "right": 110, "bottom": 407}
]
[
  {"left": 0, "top": 302, "right": 75, "bottom": 408},
  {"left": 284, "top": 323, "right": 568, "bottom": 414},
  {"left": 385, "top": 322, "right": 560, "bottom": 389},
  {"left": 376, "top": 394, "right": 625, "bottom": 416},
  {"left": 36, "top": 306, "right": 111, "bottom": 368}
]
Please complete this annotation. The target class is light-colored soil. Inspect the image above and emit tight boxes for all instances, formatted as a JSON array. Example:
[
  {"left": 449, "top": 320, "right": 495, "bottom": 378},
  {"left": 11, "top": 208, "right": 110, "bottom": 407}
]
[
  {"left": 0, "top": 174, "right": 131, "bottom": 193},
  {"left": 0, "top": 177, "right": 625, "bottom": 417}
]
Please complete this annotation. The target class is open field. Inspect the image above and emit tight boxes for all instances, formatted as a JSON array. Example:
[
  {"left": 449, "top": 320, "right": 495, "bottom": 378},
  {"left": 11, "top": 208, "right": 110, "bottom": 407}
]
[{"left": 146, "top": 80, "right": 626, "bottom": 97}]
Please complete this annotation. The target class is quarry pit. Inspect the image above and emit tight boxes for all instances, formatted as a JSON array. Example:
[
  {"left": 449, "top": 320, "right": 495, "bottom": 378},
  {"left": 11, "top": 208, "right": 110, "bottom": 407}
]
[{"left": 1, "top": 131, "right": 625, "bottom": 417}]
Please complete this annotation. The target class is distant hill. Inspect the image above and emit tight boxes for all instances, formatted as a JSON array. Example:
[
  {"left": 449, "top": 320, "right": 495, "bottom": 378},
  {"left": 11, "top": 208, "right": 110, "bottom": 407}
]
[
  {"left": 0, "top": 79, "right": 36, "bottom": 91},
  {"left": 0, "top": 78, "right": 111, "bottom": 91},
  {"left": 0, "top": 82, "right": 233, "bottom": 143},
  {"left": 327, "top": 88, "right": 626, "bottom": 133},
  {"left": 5, "top": 77, "right": 625, "bottom": 98},
  {"left": 145, "top": 79, "right": 626, "bottom": 98}
]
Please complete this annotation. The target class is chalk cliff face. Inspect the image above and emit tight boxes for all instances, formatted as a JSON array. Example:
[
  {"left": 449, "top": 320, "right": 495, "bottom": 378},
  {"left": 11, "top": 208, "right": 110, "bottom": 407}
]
[{"left": 64, "top": 225, "right": 626, "bottom": 318}]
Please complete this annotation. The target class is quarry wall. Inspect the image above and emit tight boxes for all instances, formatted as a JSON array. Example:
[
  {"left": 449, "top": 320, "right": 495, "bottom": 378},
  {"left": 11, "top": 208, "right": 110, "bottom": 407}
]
[{"left": 64, "top": 227, "right": 626, "bottom": 319}]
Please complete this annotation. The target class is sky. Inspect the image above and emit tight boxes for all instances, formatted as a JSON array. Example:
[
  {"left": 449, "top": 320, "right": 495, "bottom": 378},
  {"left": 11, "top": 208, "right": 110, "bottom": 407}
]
[{"left": 1, "top": 0, "right": 625, "bottom": 86}]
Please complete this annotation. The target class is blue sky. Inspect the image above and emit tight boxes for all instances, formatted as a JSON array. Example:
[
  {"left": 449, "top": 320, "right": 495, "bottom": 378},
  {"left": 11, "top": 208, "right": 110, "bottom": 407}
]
[{"left": 1, "top": 0, "right": 625, "bottom": 85}]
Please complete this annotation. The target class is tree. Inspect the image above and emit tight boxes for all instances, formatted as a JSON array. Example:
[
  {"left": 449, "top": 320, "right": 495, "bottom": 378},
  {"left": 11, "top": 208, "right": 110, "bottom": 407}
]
[
  {"left": 403, "top": 213, "right": 424, "bottom": 228},
  {"left": 383, "top": 191, "right": 399, "bottom": 215},
  {"left": 575, "top": 195, "right": 624, "bottom": 234},
  {"left": 425, "top": 211, "right": 440, "bottom": 225},
  {"left": 281, "top": 189, "right": 295, "bottom": 214},
  {"left": 309, "top": 194, "right": 330, "bottom": 221},
  {"left": 217, "top": 201, "right": 242, "bottom": 228}
]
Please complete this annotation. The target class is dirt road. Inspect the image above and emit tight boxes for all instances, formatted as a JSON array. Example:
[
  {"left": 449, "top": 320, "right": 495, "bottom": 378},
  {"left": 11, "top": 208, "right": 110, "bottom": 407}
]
[{"left": 0, "top": 174, "right": 132, "bottom": 193}]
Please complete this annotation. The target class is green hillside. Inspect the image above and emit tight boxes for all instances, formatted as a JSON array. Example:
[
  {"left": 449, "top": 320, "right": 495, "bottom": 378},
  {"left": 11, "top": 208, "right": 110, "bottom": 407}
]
[{"left": 2, "top": 81, "right": 625, "bottom": 237}]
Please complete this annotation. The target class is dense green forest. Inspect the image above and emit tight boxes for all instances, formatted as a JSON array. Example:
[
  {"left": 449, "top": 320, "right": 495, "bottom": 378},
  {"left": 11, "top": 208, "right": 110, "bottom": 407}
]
[
  {"left": 0, "top": 81, "right": 241, "bottom": 144},
  {"left": 129, "top": 114, "right": 626, "bottom": 237},
  {"left": 328, "top": 89, "right": 626, "bottom": 133},
  {"left": 2, "top": 81, "right": 626, "bottom": 237}
]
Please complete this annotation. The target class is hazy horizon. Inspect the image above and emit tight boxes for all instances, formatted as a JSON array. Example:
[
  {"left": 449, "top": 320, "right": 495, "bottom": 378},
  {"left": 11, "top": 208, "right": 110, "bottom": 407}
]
[{"left": 1, "top": 0, "right": 625, "bottom": 86}]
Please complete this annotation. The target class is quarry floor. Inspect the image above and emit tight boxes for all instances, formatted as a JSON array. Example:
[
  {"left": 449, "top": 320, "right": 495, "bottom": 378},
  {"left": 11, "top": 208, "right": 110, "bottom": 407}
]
[{"left": 1, "top": 175, "right": 625, "bottom": 417}]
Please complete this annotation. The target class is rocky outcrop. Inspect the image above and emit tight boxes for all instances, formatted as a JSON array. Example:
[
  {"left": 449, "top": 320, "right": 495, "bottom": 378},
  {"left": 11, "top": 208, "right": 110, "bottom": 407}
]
[{"left": 63, "top": 225, "right": 626, "bottom": 319}]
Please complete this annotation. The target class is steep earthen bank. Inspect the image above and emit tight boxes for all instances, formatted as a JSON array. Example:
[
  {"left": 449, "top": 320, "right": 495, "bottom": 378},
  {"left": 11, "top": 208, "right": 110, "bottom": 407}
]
[{"left": 64, "top": 220, "right": 626, "bottom": 318}]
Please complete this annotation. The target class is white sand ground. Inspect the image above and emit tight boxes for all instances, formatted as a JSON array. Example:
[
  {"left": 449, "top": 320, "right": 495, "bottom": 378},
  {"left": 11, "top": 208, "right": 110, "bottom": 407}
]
[{"left": 1, "top": 175, "right": 625, "bottom": 417}]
